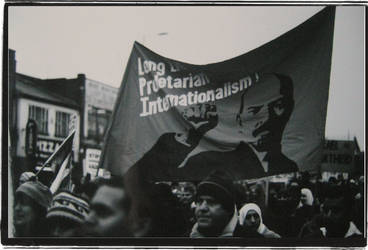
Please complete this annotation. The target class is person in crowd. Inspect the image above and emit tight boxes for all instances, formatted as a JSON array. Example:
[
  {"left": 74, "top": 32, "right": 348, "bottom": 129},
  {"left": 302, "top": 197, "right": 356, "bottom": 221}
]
[
  {"left": 176, "top": 182, "right": 197, "bottom": 233},
  {"left": 289, "top": 188, "right": 315, "bottom": 237},
  {"left": 74, "top": 173, "right": 98, "bottom": 201},
  {"left": 336, "top": 174, "right": 345, "bottom": 186},
  {"left": 299, "top": 188, "right": 362, "bottom": 238},
  {"left": 299, "top": 171, "right": 314, "bottom": 192},
  {"left": 80, "top": 177, "right": 133, "bottom": 237},
  {"left": 237, "top": 203, "right": 281, "bottom": 238},
  {"left": 283, "top": 180, "right": 302, "bottom": 237},
  {"left": 247, "top": 182, "right": 266, "bottom": 212},
  {"left": 327, "top": 176, "right": 337, "bottom": 187},
  {"left": 145, "top": 182, "right": 189, "bottom": 237},
  {"left": 298, "top": 188, "right": 315, "bottom": 217},
  {"left": 263, "top": 186, "right": 290, "bottom": 237},
  {"left": 177, "top": 182, "right": 196, "bottom": 206},
  {"left": 190, "top": 170, "right": 240, "bottom": 237},
  {"left": 13, "top": 179, "right": 52, "bottom": 237},
  {"left": 46, "top": 190, "right": 90, "bottom": 237},
  {"left": 351, "top": 176, "right": 364, "bottom": 233}
]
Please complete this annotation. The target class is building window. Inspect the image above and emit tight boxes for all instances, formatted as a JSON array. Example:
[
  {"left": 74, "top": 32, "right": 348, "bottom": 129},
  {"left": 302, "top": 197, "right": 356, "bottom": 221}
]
[
  {"left": 28, "top": 105, "right": 49, "bottom": 135},
  {"left": 55, "top": 111, "right": 70, "bottom": 138},
  {"left": 87, "top": 105, "right": 112, "bottom": 143}
]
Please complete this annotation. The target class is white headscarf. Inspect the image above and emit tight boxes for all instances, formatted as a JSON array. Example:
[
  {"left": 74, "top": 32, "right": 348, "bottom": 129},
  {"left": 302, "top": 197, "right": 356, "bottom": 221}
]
[
  {"left": 299, "top": 188, "right": 314, "bottom": 207},
  {"left": 238, "top": 203, "right": 266, "bottom": 234}
]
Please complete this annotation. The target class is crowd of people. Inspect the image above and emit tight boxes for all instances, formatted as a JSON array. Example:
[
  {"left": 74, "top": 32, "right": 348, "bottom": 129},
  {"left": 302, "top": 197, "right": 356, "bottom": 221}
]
[{"left": 12, "top": 169, "right": 364, "bottom": 239}]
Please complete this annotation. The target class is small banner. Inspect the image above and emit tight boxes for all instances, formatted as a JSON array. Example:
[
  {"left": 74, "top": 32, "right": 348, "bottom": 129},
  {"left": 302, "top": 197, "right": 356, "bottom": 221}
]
[{"left": 100, "top": 7, "right": 335, "bottom": 181}]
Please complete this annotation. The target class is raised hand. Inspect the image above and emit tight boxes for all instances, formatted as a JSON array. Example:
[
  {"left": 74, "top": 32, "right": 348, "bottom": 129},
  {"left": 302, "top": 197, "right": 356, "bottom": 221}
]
[{"left": 182, "top": 103, "right": 218, "bottom": 135}]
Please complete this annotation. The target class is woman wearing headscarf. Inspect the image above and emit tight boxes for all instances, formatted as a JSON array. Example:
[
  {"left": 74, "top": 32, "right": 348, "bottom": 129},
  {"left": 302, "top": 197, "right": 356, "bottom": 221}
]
[
  {"left": 297, "top": 188, "right": 315, "bottom": 220},
  {"left": 235, "top": 203, "right": 281, "bottom": 238},
  {"left": 289, "top": 188, "right": 315, "bottom": 237}
]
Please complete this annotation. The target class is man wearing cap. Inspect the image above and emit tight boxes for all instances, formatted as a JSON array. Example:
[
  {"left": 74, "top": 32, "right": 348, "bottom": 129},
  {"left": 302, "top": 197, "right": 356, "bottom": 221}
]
[
  {"left": 190, "top": 170, "right": 240, "bottom": 237},
  {"left": 14, "top": 180, "right": 52, "bottom": 237}
]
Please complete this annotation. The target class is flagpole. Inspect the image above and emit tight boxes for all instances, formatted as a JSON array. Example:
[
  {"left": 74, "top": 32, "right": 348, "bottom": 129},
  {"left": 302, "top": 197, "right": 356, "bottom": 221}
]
[
  {"left": 95, "top": 164, "right": 100, "bottom": 178},
  {"left": 49, "top": 154, "right": 71, "bottom": 194},
  {"left": 35, "top": 130, "right": 75, "bottom": 176}
]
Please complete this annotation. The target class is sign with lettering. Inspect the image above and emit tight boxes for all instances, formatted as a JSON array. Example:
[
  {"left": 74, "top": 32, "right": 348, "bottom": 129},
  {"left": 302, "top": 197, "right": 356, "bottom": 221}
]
[
  {"left": 36, "top": 138, "right": 63, "bottom": 165},
  {"left": 321, "top": 140, "right": 356, "bottom": 173},
  {"left": 85, "top": 148, "right": 101, "bottom": 177},
  {"left": 25, "top": 119, "right": 38, "bottom": 157},
  {"left": 85, "top": 79, "right": 118, "bottom": 111}
]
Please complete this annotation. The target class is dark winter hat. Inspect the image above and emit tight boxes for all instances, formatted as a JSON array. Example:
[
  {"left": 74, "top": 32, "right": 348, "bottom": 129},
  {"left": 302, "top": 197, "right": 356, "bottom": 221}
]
[
  {"left": 47, "top": 191, "right": 90, "bottom": 224},
  {"left": 16, "top": 180, "right": 52, "bottom": 209},
  {"left": 196, "top": 170, "right": 235, "bottom": 213}
]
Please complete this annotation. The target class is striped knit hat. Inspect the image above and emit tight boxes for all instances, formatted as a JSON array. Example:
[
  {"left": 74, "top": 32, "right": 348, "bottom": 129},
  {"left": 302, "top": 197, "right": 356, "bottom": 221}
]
[{"left": 47, "top": 191, "right": 90, "bottom": 224}]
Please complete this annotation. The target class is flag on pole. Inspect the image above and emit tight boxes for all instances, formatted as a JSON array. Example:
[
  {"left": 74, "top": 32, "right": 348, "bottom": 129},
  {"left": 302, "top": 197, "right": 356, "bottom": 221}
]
[
  {"left": 36, "top": 131, "right": 75, "bottom": 188},
  {"left": 49, "top": 154, "right": 72, "bottom": 194},
  {"left": 36, "top": 131, "right": 75, "bottom": 175},
  {"left": 100, "top": 7, "right": 335, "bottom": 182},
  {"left": 47, "top": 115, "right": 79, "bottom": 193}
]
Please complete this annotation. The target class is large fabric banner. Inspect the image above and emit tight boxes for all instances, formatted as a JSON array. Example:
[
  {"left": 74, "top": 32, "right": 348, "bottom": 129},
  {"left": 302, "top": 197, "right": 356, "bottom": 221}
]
[{"left": 100, "top": 7, "right": 335, "bottom": 181}]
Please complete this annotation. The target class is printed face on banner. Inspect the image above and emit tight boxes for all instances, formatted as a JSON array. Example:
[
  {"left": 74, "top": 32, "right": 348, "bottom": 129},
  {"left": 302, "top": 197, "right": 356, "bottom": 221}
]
[{"left": 236, "top": 74, "right": 294, "bottom": 152}]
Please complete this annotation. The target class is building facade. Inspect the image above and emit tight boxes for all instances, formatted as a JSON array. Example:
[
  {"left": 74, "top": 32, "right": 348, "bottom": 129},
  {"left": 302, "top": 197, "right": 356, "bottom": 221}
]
[{"left": 8, "top": 50, "right": 118, "bottom": 186}]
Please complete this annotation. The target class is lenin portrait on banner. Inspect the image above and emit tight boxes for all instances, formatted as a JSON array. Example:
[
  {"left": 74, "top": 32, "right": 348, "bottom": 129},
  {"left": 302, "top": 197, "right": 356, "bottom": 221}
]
[{"left": 131, "top": 72, "right": 298, "bottom": 182}]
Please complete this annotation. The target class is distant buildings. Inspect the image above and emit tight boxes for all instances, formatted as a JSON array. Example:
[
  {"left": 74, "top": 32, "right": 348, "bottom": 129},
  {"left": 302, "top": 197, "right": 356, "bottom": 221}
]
[{"left": 8, "top": 49, "right": 118, "bottom": 186}]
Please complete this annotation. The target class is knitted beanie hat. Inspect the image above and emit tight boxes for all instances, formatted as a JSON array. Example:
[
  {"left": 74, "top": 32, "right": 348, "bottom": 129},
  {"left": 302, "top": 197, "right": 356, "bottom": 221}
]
[
  {"left": 46, "top": 191, "right": 90, "bottom": 224},
  {"left": 196, "top": 170, "right": 235, "bottom": 214},
  {"left": 16, "top": 180, "right": 52, "bottom": 209}
]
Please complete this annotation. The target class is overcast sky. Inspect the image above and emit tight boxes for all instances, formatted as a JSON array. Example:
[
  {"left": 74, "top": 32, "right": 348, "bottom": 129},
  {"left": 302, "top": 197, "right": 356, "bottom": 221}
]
[{"left": 8, "top": 5, "right": 365, "bottom": 148}]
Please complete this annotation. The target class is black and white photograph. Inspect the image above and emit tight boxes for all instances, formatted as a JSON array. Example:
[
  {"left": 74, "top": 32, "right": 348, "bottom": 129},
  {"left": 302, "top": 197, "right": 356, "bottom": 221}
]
[{"left": 3, "top": 3, "right": 366, "bottom": 247}]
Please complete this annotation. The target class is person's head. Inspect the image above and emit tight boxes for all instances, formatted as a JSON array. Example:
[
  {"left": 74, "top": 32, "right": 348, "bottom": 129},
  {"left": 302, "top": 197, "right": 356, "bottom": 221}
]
[
  {"left": 178, "top": 182, "right": 196, "bottom": 205},
  {"left": 300, "top": 188, "right": 314, "bottom": 206},
  {"left": 328, "top": 176, "right": 337, "bottom": 185},
  {"left": 358, "top": 175, "right": 364, "bottom": 185},
  {"left": 194, "top": 170, "right": 236, "bottom": 236},
  {"left": 82, "top": 177, "right": 132, "bottom": 237},
  {"left": 322, "top": 189, "right": 351, "bottom": 235},
  {"left": 14, "top": 180, "right": 52, "bottom": 236},
  {"left": 239, "top": 203, "right": 262, "bottom": 232},
  {"left": 287, "top": 181, "right": 300, "bottom": 200},
  {"left": 140, "top": 182, "right": 188, "bottom": 237},
  {"left": 236, "top": 73, "right": 294, "bottom": 152},
  {"left": 358, "top": 175, "right": 364, "bottom": 193},
  {"left": 47, "top": 191, "right": 90, "bottom": 237}
]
